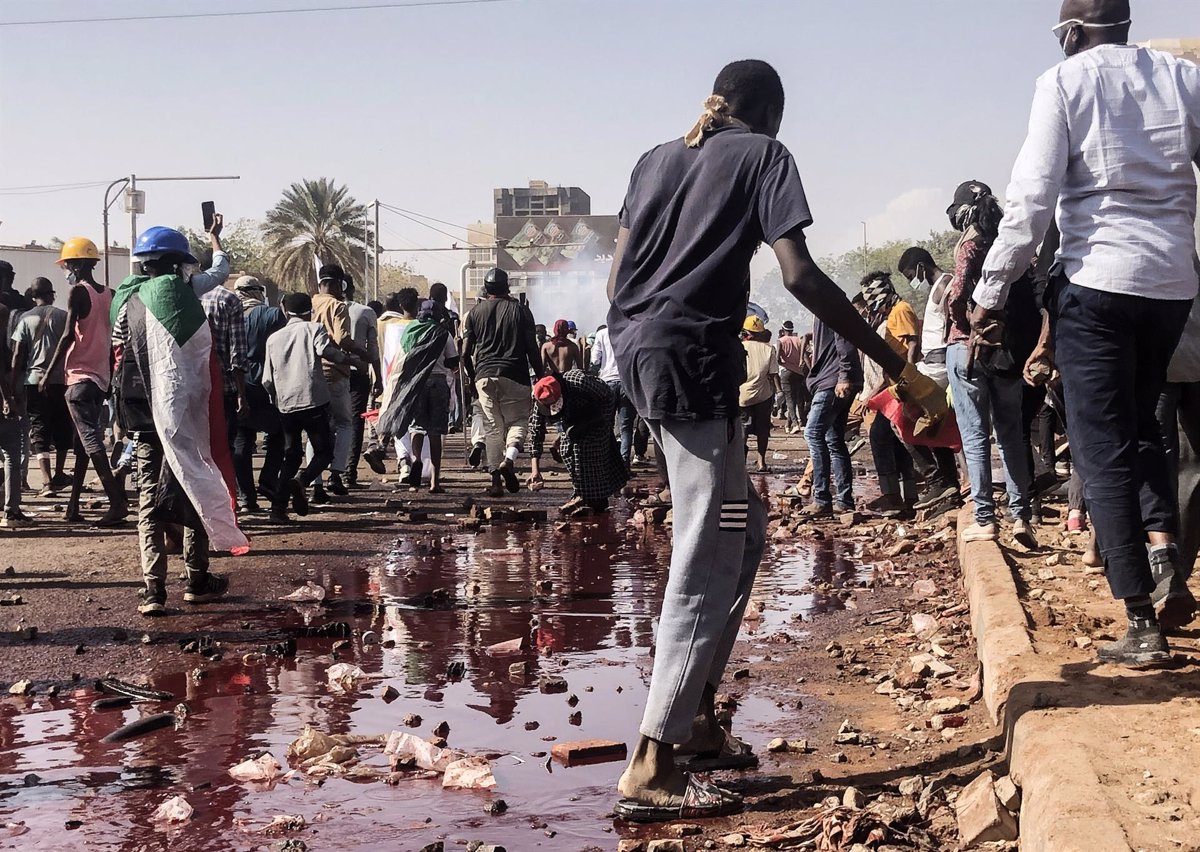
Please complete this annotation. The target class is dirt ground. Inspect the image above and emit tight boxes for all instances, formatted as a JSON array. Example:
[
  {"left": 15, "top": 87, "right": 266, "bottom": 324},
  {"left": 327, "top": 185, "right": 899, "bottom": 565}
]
[{"left": 0, "top": 430, "right": 1004, "bottom": 851}]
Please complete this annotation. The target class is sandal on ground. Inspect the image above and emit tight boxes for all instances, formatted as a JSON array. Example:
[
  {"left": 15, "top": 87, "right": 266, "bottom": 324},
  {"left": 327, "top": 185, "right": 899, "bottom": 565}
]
[
  {"left": 675, "top": 730, "right": 759, "bottom": 772},
  {"left": 613, "top": 775, "right": 743, "bottom": 823}
]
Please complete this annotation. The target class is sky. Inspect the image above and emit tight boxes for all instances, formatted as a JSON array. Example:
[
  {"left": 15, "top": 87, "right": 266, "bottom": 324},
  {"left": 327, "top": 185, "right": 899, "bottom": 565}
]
[{"left": 0, "top": 0, "right": 1193, "bottom": 287}]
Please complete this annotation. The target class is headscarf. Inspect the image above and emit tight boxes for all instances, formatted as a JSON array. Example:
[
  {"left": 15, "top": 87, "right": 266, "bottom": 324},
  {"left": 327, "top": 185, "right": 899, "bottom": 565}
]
[
  {"left": 234, "top": 275, "right": 265, "bottom": 312},
  {"left": 861, "top": 273, "right": 898, "bottom": 322},
  {"left": 684, "top": 95, "right": 749, "bottom": 148},
  {"left": 551, "top": 319, "right": 571, "bottom": 343},
  {"left": 946, "top": 180, "right": 1004, "bottom": 244}
]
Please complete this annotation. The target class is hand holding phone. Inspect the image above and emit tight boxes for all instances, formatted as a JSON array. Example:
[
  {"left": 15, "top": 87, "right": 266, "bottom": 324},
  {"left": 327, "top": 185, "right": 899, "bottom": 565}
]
[{"left": 201, "top": 201, "right": 216, "bottom": 231}]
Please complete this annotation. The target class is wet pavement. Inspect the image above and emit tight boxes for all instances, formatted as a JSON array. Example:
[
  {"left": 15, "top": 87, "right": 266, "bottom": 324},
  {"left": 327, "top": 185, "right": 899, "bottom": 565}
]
[{"left": 0, "top": 479, "right": 866, "bottom": 850}]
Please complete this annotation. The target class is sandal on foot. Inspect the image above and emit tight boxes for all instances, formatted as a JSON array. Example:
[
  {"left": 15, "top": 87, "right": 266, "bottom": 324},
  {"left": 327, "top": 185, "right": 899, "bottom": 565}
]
[
  {"left": 675, "top": 731, "right": 759, "bottom": 772},
  {"left": 614, "top": 775, "right": 742, "bottom": 823}
]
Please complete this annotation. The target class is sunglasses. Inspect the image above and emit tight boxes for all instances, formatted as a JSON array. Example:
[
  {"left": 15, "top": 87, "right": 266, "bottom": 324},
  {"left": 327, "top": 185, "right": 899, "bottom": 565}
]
[{"left": 1051, "top": 17, "right": 1131, "bottom": 42}]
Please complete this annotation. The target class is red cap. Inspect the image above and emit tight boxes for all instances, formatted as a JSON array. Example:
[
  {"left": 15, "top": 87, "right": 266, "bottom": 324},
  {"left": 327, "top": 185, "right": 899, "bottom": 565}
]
[{"left": 533, "top": 376, "right": 563, "bottom": 414}]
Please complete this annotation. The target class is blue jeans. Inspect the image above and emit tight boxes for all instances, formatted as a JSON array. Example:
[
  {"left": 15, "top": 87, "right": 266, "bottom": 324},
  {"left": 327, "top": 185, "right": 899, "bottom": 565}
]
[
  {"left": 946, "top": 342, "right": 1032, "bottom": 525},
  {"left": 607, "top": 379, "right": 637, "bottom": 464},
  {"left": 805, "top": 388, "right": 853, "bottom": 508}
]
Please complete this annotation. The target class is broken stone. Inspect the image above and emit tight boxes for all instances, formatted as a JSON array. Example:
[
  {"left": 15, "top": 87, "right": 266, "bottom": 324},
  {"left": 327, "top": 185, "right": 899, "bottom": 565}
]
[
  {"left": 911, "top": 579, "right": 937, "bottom": 598},
  {"left": 326, "top": 663, "right": 367, "bottom": 693},
  {"left": 151, "top": 795, "right": 193, "bottom": 823},
  {"left": 910, "top": 613, "right": 938, "bottom": 636},
  {"left": 442, "top": 756, "right": 496, "bottom": 789},
  {"left": 8, "top": 680, "right": 31, "bottom": 696},
  {"left": 1037, "top": 568, "right": 1057, "bottom": 581},
  {"left": 842, "top": 786, "right": 866, "bottom": 809},
  {"left": 287, "top": 726, "right": 339, "bottom": 762},
  {"left": 551, "top": 739, "right": 627, "bottom": 766},
  {"left": 385, "top": 731, "right": 461, "bottom": 772},
  {"left": 927, "top": 659, "right": 956, "bottom": 678},
  {"left": 508, "top": 662, "right": 527, "bottom": 679},
  {"left": 229, "top": 753, "right": 282, "bottom": 783},
  {"left": 767, "top": 737, "right": 788, "bottom": 753},
  {"left": 926, "top": 697, "right": 966, "bottom": 714},
  {"left": 280, "top": 582, "right": 325, "bottom": 602},
  {"left": 930, "top": 714, "right": 967, "bottom": 731},
  {"left": 994, "top": 775, "right": 1021, "bottom": 810},
  {"left": 432, "top": 721, "right": 451, "bottom": 739},
  {"left": 647, "top": 841, "right": 685, "bottom": 852},
  {"left": 485, "top": 637, "right": 527, "bottom": 657},
  {"left": 538, "top": 676, "right": 568, "bottom": 694},
  {"left": 955, "top": 770, "right": 1018, "bottom": 845},
  {"left": 617, "top": 842, "right": 647, "bottom": 852},
  {"left": 379, "top": 685, "right": 400, "bottom": 703},
  {"left": 898, "top": 775, "right": 925, "bottom": 797},
  {"left": 719, "top": 834, "right": 747, "bottom": 848},
  {"left": 403, "top": 713, "right": 422, "bottom": 728}
]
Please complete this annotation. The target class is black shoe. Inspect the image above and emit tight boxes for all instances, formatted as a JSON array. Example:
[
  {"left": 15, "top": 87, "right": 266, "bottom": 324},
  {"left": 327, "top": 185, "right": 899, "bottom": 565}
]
[
  {"left": 914, "top": 481, "right": 960, "bottom": 511},
  {"left": 1151, "top": 547, "right": 1197, "bottom": 631},
  {"left": 345, "top": 475, "right": 359, "bottom": 489},
  {"left": 362, "top": 448, "right": 387, "bottom": 475},
  {"left": 288, "top": 480, "right": 309, "bottom": 516},
  {"left": 468, "top": 443, "right": 485, "bottom": 469},
  {"left": 268, "top": 509, "right": 291, "bottom": 526},
  {"left": 137, "top": 587, "right": 166, "bottom": 617},
  {"left": 498, "top": 460, "right": 520, "bottom": 494},
  {"left": 237, "top": 502, "right": 262, "bottom": 515},
  {"left": 184, "top": 573, "right": 229, "bottom": 604},
  {"left": 310, "top": 483, "right": 331, "bottom": 506},
  {"left": 1, "top": 510, "right": 34, "bottom": 529},
  {"left": 327, "top": 474, "right": 348, "bottom": 496},
  {"left": 1097, "top": 619, "right": 1171, "bottom": 669}
]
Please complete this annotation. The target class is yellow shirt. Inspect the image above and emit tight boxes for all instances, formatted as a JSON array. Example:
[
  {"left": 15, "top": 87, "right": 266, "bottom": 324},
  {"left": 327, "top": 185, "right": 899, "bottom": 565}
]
[{"left": 885, "top": 300, "right": 920, "bottom": 359}]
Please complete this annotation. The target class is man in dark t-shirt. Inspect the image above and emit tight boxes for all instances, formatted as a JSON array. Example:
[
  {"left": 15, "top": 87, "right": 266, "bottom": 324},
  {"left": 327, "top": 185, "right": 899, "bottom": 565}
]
[
  {"left": 461, "top": 268, "right": 543, "bottom": 496},
  {"left": 609, "top": 60, "right": 948, "bottom": 822}
]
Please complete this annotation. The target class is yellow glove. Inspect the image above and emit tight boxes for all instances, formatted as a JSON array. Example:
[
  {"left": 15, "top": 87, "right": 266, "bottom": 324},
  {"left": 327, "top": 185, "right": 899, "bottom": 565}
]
[{"left": 889, "top": 362, "right": 949, "bottom": 437}]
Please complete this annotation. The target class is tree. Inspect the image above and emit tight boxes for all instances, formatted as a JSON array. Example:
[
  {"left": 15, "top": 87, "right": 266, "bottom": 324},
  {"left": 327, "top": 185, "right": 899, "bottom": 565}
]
[
  {"left": 181, "top": 218, "right": 271, "bottom": 277},
  {"left": 753, "top": 229, "right": 961, "bottom": 330},
  {"left": 262, "top": 178, "right": 370, "bottom": 291}
]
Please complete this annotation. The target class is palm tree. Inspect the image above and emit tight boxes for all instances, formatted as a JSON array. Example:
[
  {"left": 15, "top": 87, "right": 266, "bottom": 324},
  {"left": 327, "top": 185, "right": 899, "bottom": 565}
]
[{"left": 262, "top": 178, "right": 369, "bottom": 290}]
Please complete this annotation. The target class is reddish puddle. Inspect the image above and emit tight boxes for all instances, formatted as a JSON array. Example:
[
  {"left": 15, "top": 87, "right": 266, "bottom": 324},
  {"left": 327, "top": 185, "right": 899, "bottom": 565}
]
[{"left": 0, "top": 481, "right": 865, "bottom": 850}]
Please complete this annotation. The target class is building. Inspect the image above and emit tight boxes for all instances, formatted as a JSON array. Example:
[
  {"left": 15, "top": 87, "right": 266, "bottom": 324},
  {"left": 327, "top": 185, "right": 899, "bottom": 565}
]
[
  {"left": 0, "top": 244, "right": 130, "bottom": 310},
  {"left": 493, "top": 181, "right": 590, "bottom": 219}
]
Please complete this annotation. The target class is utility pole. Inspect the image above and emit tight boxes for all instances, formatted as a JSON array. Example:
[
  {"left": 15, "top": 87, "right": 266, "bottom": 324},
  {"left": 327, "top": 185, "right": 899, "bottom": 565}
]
[
  {"left": 128, "top": 174, "right": 139, "bottom": 273},
  {"left": 373, "top": 199, "right": 381, "bottom": 303},
  {"left": 861, "top": 221, "right": 868, "bottom": 277}
]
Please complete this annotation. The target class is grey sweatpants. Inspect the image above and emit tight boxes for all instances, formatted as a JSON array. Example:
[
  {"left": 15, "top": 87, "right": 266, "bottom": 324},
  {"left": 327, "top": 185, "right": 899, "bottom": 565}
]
[{"left": 640, "top": 417, "right": 767, "bottom": 744}]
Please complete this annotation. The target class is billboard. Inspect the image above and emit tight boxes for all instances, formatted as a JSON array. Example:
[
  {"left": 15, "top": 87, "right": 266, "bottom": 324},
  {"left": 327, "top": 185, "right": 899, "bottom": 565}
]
[{"left": 495, "top": 215, "right": 619, "bottom": 273}]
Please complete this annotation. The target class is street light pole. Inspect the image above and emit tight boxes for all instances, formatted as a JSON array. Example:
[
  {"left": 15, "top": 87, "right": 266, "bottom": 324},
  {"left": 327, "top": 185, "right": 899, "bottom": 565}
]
[
  {"left": 373, "top": 199, "right": 381, "bottom": 303},
  {"left": 98, "top": 175, "right": 240, "bottom": 275},
  {"left": 861, "top": 221, "right": 868, "bottom": 277},
  {"left": 101, "top": 177, "right": 130, "bottom": 285}
]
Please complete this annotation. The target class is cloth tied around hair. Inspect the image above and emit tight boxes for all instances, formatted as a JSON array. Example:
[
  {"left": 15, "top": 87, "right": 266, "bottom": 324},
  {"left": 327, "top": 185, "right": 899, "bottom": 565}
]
[{"left": 685, "top": 95, "right": 743, "bottom": 148}]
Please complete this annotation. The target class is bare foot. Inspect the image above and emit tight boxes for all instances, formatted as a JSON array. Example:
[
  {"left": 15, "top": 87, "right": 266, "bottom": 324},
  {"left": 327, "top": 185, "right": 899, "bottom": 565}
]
[
  {"left": 1083, "top": 531, "right": 1102, "bottom": 568},
  {"left": 616, "top": 737, "right": 689, "bottom": 806}
]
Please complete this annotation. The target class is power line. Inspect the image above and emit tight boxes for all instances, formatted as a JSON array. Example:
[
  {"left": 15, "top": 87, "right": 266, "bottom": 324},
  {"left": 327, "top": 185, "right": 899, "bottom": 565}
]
[
  {"left": 0, "top": 0, "right": 516, "bottom": 27},
  {"left": 378, "top": 205, "right": 466, "bottom": 243},
  {"left": 0, "top": 180, "right": 110, "bottom": 196},
  {"left": 378, "top": 202, "right": 470, "bottom": 234}
]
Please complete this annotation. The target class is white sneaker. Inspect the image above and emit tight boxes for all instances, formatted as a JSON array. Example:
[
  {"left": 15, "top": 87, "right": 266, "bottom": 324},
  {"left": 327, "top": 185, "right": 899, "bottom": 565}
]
[
  {"left": 962, "top": 522, "right": 998, "bottom": 543},
  {"left": 1012, "top": 518, "right": 1038, "bottom": 549}
]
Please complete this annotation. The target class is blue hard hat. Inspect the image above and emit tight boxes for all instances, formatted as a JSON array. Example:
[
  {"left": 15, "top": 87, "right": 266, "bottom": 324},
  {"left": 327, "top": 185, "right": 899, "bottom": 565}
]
[{"left": 133, "top": 226, "right": 198, "bottom": 264}]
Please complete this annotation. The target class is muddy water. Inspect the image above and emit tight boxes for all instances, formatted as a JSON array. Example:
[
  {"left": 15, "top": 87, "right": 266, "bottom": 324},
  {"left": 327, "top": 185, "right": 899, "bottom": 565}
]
[{"left": 0, "top": 488, "right": 864, "bottom": 851}]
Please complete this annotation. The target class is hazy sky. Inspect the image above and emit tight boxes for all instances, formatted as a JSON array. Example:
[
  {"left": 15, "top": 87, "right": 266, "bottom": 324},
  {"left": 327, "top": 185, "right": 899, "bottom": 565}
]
[{"left": 0, "top": 0, "right": 1192, "bottom": 284}]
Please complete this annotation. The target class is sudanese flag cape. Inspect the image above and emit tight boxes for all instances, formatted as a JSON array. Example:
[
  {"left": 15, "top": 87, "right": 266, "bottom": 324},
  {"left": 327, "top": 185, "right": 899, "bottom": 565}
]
[{"left": 112, "top": 274, "right": 248, "bottom": 553}]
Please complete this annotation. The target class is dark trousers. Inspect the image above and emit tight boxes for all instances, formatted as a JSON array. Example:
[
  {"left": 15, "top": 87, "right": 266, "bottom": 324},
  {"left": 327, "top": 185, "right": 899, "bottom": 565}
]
[
  {"left": 781, "top": 371, "right": 809, "bottom": 429},
  {"left": 634, "top": 417, "right": 651, "bottom": 458},
  {"left": 1158, "top": 382, "right": 1200, "bottom": 579},
  {"left": 348, "top": 371, "right": 373, "bottom": 480},
  {"left": 233, "top": 385, "right": 284, "bottom": 505},
  {"left": 869, "top": 410, "right": 913, "bottom": 495},
  {"left": 274, "top": 405, "right": 334, "bottom": 510},
  {"left": 1053, "top": 281, "right": 1191, "bottom": 599}
]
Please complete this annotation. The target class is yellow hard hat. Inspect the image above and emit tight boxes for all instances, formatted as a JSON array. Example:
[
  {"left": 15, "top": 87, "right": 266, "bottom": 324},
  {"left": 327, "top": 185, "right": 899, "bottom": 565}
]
[
  {"left": 743, "top": 315, "right": 765, "bottom": 334},
  {"left": 58, "top": 237, "right": 101, "bottom": 266}
]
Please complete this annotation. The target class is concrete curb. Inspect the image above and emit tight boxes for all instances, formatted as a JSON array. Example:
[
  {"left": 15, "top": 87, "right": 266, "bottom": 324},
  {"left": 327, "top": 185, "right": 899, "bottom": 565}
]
[{"left": 956, "top": 506, "right": 1132, "bottom": 852}]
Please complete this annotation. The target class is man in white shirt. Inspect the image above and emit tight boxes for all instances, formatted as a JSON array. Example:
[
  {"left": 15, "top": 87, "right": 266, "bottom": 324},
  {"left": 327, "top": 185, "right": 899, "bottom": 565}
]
[
  {"left": 590, "top": 324, "right": 637, "bottom": 465},
  {"left": 973, "top": 0, "right": 1200, "bottom": 668}
]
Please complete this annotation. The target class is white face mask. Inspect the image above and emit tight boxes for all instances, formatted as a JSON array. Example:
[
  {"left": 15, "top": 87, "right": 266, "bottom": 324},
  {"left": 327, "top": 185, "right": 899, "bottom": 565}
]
[{"left": 63, "top": 269, "right": 77, "bottom": 285}]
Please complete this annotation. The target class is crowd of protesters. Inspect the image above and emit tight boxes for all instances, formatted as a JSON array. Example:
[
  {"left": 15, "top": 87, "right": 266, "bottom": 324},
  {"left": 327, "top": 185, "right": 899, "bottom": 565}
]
[{"left": 0, "top": 0, "right": 1197, "bottom": 824}]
